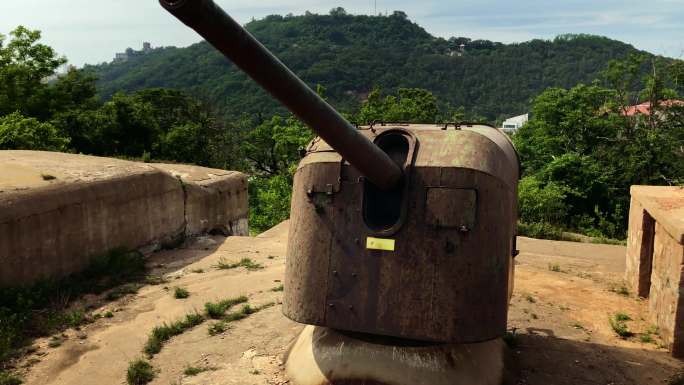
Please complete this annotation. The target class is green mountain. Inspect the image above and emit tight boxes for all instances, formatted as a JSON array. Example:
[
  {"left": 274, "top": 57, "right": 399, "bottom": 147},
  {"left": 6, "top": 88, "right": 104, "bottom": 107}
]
[{"left": 88, "top": 10, "right": 651, "bottom": 121}]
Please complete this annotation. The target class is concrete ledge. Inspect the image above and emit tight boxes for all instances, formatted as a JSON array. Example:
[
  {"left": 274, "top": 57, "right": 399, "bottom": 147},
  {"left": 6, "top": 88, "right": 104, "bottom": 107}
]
[
  {"left": 630, "top": 186, "right": 684, "bottom": 244},
  {"left": 0, "top": 151, "right": 248, "bottom": 287}
]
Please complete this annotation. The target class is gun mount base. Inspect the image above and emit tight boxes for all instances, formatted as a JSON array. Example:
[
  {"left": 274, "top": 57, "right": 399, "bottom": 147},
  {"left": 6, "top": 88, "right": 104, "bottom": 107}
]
[{"left": 284, "top": 325, "right": 516, "bottom": 385}]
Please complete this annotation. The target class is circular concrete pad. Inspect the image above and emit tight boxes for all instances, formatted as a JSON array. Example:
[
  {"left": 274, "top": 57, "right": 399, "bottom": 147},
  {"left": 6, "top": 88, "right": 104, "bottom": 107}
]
[{"left": 285, "top": 326, "right": 511, "bottom": 385}]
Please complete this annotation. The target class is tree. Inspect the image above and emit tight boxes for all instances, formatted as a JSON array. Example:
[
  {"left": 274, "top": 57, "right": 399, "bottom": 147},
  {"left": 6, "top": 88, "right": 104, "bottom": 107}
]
[
  {"left": 0, "top": 26, "right": 66, "bottom": 118},
  {"left": 357, "top": 88, "right": 439, "bottom": 123},
  {"left": 0, "top": 111, "right": 68, "bottom": 151}
]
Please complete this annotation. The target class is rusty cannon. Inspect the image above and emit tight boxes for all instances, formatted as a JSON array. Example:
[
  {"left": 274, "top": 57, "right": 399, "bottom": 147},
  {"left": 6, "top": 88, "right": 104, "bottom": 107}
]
[{"left": 160, "top": 1, "right": 520, "bottom": 384}]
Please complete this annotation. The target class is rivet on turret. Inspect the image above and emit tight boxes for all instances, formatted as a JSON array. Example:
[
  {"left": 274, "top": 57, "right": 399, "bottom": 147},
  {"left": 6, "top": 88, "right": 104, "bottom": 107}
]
[
  {"left": 329, "top": 303, "right": 335, "bottom": 308},
  {"left": 351, "top": 272, "right": 357, "bottom": 277}
]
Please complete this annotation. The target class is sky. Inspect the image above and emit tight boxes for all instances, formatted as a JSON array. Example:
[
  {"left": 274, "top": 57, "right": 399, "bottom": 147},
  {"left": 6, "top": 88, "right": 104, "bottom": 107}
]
[{"left": 1, "top": 0, "right": 683, "bottom": 67}]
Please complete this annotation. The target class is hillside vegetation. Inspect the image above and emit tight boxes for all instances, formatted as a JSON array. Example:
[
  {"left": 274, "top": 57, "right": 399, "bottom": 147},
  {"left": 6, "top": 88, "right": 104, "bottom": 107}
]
[{"left": 88, "top": 9, "right": 649, "bottom": 121}]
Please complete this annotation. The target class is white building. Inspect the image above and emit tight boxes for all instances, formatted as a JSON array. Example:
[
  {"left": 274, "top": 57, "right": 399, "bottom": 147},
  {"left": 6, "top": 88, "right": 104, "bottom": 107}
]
[{"left": 500, "top": 113, "right": 528, "bottom": 133}]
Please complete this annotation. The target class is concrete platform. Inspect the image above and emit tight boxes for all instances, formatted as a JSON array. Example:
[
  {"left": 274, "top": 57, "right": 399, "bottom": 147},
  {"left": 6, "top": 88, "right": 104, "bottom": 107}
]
[
  {"left": 285, "top": 326, "right": 511, "bottom": 385},
  {"left": 0, "top": 150, "right": 248, "bottom": 287}
]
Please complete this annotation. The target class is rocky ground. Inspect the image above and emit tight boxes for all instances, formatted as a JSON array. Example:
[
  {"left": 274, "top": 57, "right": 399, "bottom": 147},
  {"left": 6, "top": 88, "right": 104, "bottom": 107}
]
[{"left": 14, "top": 222, "right": 683, "bottom": 385}]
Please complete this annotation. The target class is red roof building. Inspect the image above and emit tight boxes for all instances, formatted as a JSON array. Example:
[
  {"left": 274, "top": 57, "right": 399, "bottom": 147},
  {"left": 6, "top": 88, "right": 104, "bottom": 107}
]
[{"left": 623, "top": 99, "right": 684, "bottom": 116}]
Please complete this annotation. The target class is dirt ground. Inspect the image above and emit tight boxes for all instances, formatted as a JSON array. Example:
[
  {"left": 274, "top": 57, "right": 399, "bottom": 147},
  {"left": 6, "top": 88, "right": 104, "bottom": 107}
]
[{"left": 15, "top": 221, "right": 683, "bottom": 385}]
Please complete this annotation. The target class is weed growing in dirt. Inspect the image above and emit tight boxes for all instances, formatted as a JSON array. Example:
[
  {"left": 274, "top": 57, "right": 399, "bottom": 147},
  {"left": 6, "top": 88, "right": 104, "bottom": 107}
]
[
  {"left": 145, "top": 275, "right": 168, "bottom": 285},
  {"left": 143, "top": 313, "right": 205, "bottom": 357},
  {"left": 215, "top": 258, "right": 263, "bottom": 271},
  {"left": 0, "top": 371, "right": 23, "bottom": 385},
  {"left": 640, "top": 334, "right": 654, "bottom": 343},
  {"left": 609, "top": 313, "right": 633, "bottom": 338},
  {"left": 640, "top": 325, "right": 660, "bottom": 344},
  {"left": 609, "top": 284, "right": 630, "bottom": 297},
  {"left": 250, "top": 369, "right": 261, "bottom": 375},
  {"left": 104, "top": 311, "right": 114, "bottom": 318},
  {"left": 204, "top": 296, "right": 248, "bottom": 319},
  {"left": 47, "top": 335, "right": 66, "bottom": 348},
  {"left": 615, "top": 313, "right": 631, "bottom": 321},
  {"left": 525, "top": 294, "right": 536, "bottom": 303},
  {"left": 127, "top": 359, "right": 155, "bottom": 385},
  {"left": 548, "top": 263, "right": 561, "bottom": 272},
  {"left": 208, "top": 322, "right": 229, "bottom": 336},
  {"left": 173, "top": 287, "right": 190, "bottom": 299},
  {"left": 0, "top": 249, "right": 145, "bottom": 366},
  {"left": 106, "top": 283, "right": 141, "bottom": 301},
  {"left": 183, "top": 366, "right": 216, "bottom": 376},
  {"left": 502, "top": 330, "right": 518, "bottom": 348},
  {"left": 224, "top": 303, "right": 274, "bottom": 323},
  {"left": 190, "top": 268, "right": 204, "bottom": 273},
  {"left": 270, "top": 285, "right": 284, "bottom": 292}
]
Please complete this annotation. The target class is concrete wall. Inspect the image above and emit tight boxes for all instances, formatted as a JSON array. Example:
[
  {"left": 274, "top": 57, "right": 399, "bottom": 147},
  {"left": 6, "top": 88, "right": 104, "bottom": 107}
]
[
  {"left": 0, "top": 151, "right": 248, "bottom": 287},
  {"left": 625, "top": 186, "right": 684, "bottom": 358},
  {"left": 649, "top": 223, "right": 684, "bottom": 357}
]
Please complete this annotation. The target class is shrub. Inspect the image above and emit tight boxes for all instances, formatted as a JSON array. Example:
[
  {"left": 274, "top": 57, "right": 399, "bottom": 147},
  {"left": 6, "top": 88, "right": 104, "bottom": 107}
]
[
  {"left": 0, "top": 112, "right": 69, "bottom": 151},
  {"left": 126, "top": 359, "right": 155, "bottom": 385}
]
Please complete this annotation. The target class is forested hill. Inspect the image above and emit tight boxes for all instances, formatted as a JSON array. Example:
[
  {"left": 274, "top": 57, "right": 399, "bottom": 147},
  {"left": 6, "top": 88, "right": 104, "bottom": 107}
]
[{"left": 88, "top": 9, "right": 650, "bottom": 121}]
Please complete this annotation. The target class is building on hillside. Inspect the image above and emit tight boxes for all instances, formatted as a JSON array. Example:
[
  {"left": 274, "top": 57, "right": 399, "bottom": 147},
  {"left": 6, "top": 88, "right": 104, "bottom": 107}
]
[
  {"left": 114, "top": 42, "right": 154, "bottom": 62},
  {"left": 500, "top": 113, "right": 528, "bottom": 133},
  {"left": 622, "top": 99, "right": 684, "bottom": 116}
]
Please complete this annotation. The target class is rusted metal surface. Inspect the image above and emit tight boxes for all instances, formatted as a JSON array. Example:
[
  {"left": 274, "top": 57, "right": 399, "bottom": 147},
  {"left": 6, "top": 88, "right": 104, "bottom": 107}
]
[
  {"left": 158, "top": 0, "right": 402, "bottom": 190},
  {"left": 283, "top": 124, "right": 519, "bottom": 343},
  {"left": 158, "top": 0, "right": 520, "bottom": 344}
]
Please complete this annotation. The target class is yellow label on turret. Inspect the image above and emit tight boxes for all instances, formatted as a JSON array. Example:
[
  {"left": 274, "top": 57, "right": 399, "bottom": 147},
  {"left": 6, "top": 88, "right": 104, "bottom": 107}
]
[{"left": 366, "top": 237, "right": 395, "bottom": 251}]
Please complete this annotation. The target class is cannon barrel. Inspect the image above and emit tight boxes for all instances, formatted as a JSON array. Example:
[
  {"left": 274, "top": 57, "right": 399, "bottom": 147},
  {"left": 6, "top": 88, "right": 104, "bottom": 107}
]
[{"left": 159, "top": 0, "right": 403, "bottom": 190}]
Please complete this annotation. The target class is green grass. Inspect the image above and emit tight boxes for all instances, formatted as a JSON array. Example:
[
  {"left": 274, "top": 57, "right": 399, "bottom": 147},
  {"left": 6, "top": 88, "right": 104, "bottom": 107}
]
[
  {"left": 207, "top": 302, "right": 276, "bottom": 336},
  {"left": 0, "top": 371, "right": 23, "bottom": 385},
  {"left": 640, "top": 333, "right": 654, "bottom": 343},
  {"left": 126, "top": 359, "right": 155, "bottom": 385},
  {"left": 143, "top": 313, "right": 205, "bottom": 357},
  {"left": 270, "top": 285, "right": 284, "bottom": 292},
  {"left": 548, "top": 263, "right": 561, "bottom": 272},
  {"left": 610, "top": 284, "right": 630, "bottom": 296},
  {"left": 0, "top": 249, "right": 146, "bottom": 366},
  {"left": 525, "top": 294, "right": 536, "bottom": 303},
  {"left": 224, "top": 303, "right": 274, "bottom": 322},
  {"left": 145, "top": 275, "right": 168, "bottom": 285},
  {"left": 104, "top": 311, "right": 114, "bottom": 318},
  {"left": 215, "top": 258, "right": 263, "bottom": 271},
  {"left": 183, "top": 366, "right": 216, "bottom": 376},
  {"left": 204, "top": 296, "right": 248, "bottom": 319},
  {"left": 173, "top": 287, "right": 190, "bottom": 299},
  {"left": 609, "top": 313, "right": 633, "bottom": 338},
  {"left": 106, "top": 283, "right": 141, "bottom": 301},
  {"left": 208, "top": 321, "right": 229, "bottom": 336},
  {"left": 47, "top": 335, "right": 66, "bottom": 348}
]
